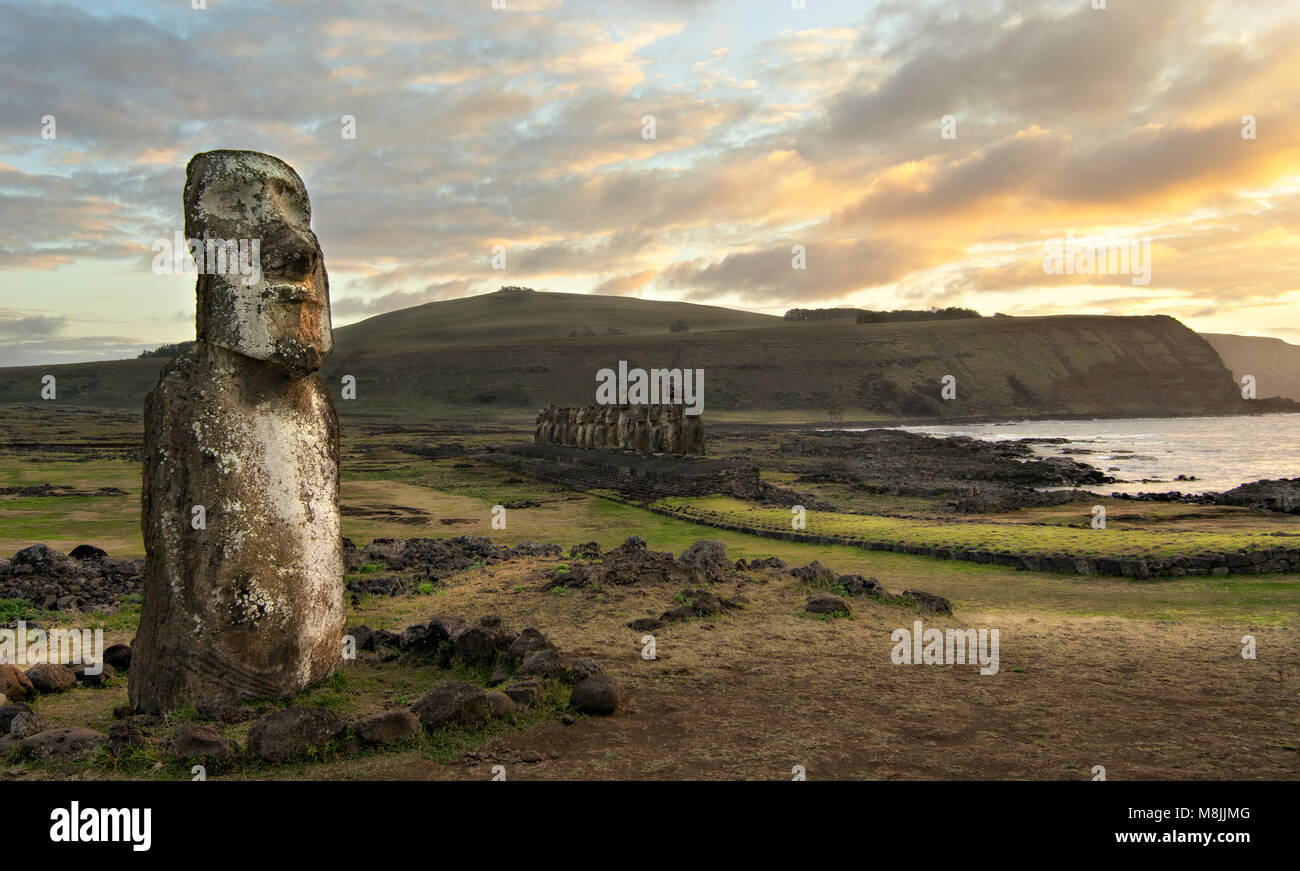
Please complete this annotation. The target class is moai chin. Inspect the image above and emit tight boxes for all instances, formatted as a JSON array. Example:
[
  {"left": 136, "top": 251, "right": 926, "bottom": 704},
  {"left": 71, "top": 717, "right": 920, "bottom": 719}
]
[{"left": 129, "top": 150, "right": 344, "bottom": 715}]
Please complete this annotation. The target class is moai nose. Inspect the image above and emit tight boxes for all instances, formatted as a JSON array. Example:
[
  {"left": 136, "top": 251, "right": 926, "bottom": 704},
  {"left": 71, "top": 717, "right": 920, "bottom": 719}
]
[{"left": 261, "top": 222, "right": 320, "bottom": 282}]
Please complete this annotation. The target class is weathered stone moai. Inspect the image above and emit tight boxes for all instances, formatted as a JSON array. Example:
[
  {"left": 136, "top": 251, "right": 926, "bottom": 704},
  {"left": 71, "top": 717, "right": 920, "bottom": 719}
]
[
  {"left": 630, "top": 406, "right": 651, "bottom": 452},
  {"left": 647, "top": 405, "right": 666, "bottom": 452},
  {"left": 683, "top": 410, "right": 706, "bottom": 455},
  {"left": 534, "top": 405, "right": 551, "bottom": 444},
  {"left": 616, "top": 404, "right": 633, "bottom": 449},
  {"left": 668, "top": 404, "right": 685, "bottom": 454},
  {"left": 601, "top": 405, "right": 618, "bottom": 448},
  {"left": 130, "top": 150, "right": 344, "bottom": 715}
]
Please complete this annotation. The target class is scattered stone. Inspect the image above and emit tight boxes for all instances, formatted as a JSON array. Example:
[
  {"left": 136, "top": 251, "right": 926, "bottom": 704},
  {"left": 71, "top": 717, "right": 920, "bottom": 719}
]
[
  {"left": 793, "top": 561, "right": 838, "bottom": 587},
  {"left": 69, "top": 544, "right": 109, "bottom": 562},
  {"left": 503, "top": 680, "right": 541, "bottom": 706},
  {"left": 13, "top": 543, "right": 71, "bottom": 575},
  {"left": 806, "top": 592, "right": 852, "bottom": 615},
  {"left": 485, "top": 691, "right": 518, "bottom": 717},
  {"left": 9, "top": 711, "right": 53, "bottom": 738},
  {"left": 561, "top": 714, "right": 575, "bottom": 725},
  {"left": 901, "top": 590, "right": 953, "bottom": 616},
  {"left": 25, "top": 663, "right": 76, "bottom": 694},
  {"left": 103, "top": 644, "right": 132, "bottom": 671},
  {"left": 680, "top": 539, "right": 728, "bottom": 570},
  {"left": 411, "top": 681, "right": 490, "bottom": 730},
  {"left": 627, "top": 617, "right": 661, "bottom": 632},
  {"left": 170, "top": 723, "right": 237, "bottom": 761},
  {"left": 21, "top": 727, "right": 107, "bottom": 760},
  {"left": 838, "top": 574, "right": 885, "bottom": 597},
  {"left": 73, "top": 662, "right": 116, "bottom": 687},
  {"left": 517, "top": 648, "right": 568, "bottom": 679},
  {"left": 351, "top": 709, "right": 420, "bottom": 746},
  {"left": 487, "top": 667, "right": 509, "bottom": 687},
  {"left": 246, "top": 706, "right": 347, "bottom": 761},
  {"left": 0, "top": 664, "right": 35, "bottom": 701},
  {"left": 107, "top": 721, "right": 150, "bottom": 754},
  {"left": 506, "top": 628, "right": 554, "bottom": 667},
  {"left": 569, "top": 541, "right": 601, "bottom": 559},
  {"left": 570, "top": 673, "right": 620, "bottom": 716},
  {"left": 520, "top": 750, "right": 543, "bottom": 763},
  {"left": 450, "top": 623, "right": 498, "bottom": 666},
  {"left": 0, "top": 703, "right": 32, "bottom": 732}
]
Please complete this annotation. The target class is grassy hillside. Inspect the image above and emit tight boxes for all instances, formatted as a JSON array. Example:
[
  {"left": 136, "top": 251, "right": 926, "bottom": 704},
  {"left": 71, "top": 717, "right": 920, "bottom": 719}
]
[
  {"left": 0, "top": 289, "right": 1253, "bottom": 420},
  {"left": 1202, "top": 333, "right": 1300, "bottom": 402},
  {"left": 334, "top": 286, "right": 780, "bottom": 349},
  {"left": 321, "top": 309, "right": 1246, "bottom": 420}
]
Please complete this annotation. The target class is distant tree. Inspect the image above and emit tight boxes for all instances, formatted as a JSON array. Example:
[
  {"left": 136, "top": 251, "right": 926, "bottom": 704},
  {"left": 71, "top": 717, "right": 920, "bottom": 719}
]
[
  {"left": 855, "top": 307, "right": 980, "bottom": 324},
  {"left": 669, "top": 319, "right": 689, "bottom": 333},
  {"left": 784, "top": 307, "right": 863, "bottom": 321},
  {"left": 138, "top": 341, "right": 196, "bottom": 358}
]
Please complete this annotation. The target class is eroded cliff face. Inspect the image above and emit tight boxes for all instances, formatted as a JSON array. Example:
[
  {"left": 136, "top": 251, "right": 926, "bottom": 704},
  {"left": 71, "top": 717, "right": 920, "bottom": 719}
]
[{"left": 131, "top": 343, "right": 343, "bottom": 714}]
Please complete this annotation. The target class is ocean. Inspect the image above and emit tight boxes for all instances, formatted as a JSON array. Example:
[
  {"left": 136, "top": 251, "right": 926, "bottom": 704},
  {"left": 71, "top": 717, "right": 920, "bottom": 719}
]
[{"left": 874, "top": 413, "right": 1300, "bottom": 495}]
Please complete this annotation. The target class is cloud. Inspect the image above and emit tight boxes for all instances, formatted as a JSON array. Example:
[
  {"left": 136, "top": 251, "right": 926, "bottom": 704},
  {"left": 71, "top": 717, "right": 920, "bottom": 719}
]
[{"left": 0, "top": 0, "right": 1298, "bottom": 355}]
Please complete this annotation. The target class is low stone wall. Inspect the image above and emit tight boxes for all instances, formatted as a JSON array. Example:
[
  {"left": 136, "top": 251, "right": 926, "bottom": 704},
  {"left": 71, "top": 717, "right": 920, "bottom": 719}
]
[
  {"left": 497, "top": 444, "right": 760, "bottom": 501},
  {"left": 642, "top": 505, "right": 1300, "bottom": 579}
]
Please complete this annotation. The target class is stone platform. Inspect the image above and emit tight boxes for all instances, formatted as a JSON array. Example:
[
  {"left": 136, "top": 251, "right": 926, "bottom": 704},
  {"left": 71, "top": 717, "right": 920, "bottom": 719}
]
[{"left": 495, "top": 444, "right": 760, "bottom": 501}]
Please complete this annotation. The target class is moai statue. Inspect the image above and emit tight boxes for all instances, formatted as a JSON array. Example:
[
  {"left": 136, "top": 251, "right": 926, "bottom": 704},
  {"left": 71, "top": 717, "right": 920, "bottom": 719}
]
[
  {"left": 130, "top": 150, "right": 344, "bottom": 715},
  {"left": 683, "top": 412, "right": 706, "bottom": 455},
  {"left": 581, "top": 405, "right": 597, "bottom": 448},
  {"left": 534, "top": 406, "right": 548, "bottom": 444},
  {"left": 667, "top": 404, "right": 685, "bottom": 454},
  {"left": 631, "top": 406, "right": 651, "bottom": 452},
  {"left": 545, "top": 405, "right": 560, "bottom": 444},
  {"left": 564, "top": 408, "right": 578, "bottom": 445},
  {"left": 647, "top": 405, "right": 666, "bottom": 453},
  {"left": 601, "top": 405, "right": 618, "bottom": 448},
  {"left": 616, "top": 404, "right": 633, "bottom": 449}
]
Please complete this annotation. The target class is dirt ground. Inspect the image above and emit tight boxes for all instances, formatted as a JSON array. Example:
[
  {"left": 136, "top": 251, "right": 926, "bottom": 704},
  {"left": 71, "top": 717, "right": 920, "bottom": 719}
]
[{"left": 300, "top": 558, "right": 1299, "bottom": 781}]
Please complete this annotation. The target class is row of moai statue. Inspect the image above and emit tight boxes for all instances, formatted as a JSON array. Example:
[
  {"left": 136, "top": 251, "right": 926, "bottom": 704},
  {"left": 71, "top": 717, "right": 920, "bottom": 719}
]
[{"left": 535, "top": 404, "right": 705, "bottom": 455}]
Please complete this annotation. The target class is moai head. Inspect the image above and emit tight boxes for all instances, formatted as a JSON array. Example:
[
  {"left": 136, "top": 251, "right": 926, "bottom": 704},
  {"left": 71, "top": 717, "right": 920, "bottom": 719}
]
[{"left": 184, "top": 150, "right": 332, "bottom": 378}]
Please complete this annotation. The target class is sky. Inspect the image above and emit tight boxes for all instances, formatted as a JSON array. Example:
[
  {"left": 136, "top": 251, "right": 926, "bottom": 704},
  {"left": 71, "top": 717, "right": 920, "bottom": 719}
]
[{"left": 1, "top": 0, "right": 1298, "bottom": 366}]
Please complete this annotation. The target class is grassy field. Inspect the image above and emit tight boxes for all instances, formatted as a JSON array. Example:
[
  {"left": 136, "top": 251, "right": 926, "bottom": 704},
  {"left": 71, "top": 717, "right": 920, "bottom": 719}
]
[
  {"left": 2, "top": 408, "right": 1297, "bottom": 780},
  {"left": 649, "top": 495, "right": 1295, "bottom": 560}
]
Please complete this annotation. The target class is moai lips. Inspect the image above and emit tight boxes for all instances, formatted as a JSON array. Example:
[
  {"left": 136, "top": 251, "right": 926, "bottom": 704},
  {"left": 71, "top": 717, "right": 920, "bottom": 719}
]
[{"left": 130, "top": 150, "right": 345, "bottom": 715}]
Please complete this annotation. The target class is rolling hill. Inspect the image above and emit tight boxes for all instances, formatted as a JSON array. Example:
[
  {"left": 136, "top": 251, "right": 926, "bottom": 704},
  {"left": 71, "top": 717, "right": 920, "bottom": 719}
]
[{"left": 0, "top": 288, "right": 1276, "bottom": 421}]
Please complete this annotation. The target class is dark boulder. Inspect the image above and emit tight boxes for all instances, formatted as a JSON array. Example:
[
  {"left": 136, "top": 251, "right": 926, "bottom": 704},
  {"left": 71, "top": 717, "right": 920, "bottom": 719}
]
[
  {"left": 351, "top": 709, "right": 420, "bottom": 746},
  {"left": 25, "top": 663, "right": 76, "bottom": 694},
  {"left": 69, "top": 544, "right": 109, "bottom": 562},
  {"left": 246, "top": 706, "right": 346, "bottom": 761},
  {"left": 570, "top": 674, "right": 620, "bottom": 715},
  {"left": 170, "top": 723, "right": 237, "bottom": 761},
  {"left": 805, "top": 592, "right": 851, "bottom": 615},
  {"left": 901, "top": 590, "right": 953, "bottom": 616},
  {"left": 411, "top": 681, "right": 490, "bottom": 730},
  {"left": 103, "top": 644, "right": 133, "bottom": 671}
]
